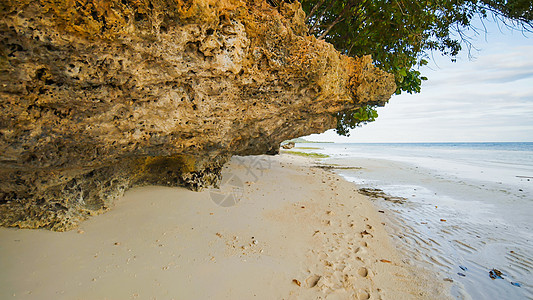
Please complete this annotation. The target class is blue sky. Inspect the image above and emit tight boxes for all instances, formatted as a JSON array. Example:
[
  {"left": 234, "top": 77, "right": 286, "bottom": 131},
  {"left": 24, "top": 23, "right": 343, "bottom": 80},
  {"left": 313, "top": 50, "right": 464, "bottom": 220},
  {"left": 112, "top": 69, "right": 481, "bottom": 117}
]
[{"left": 306, "top": 20, "right": 533, "bottom": 143}]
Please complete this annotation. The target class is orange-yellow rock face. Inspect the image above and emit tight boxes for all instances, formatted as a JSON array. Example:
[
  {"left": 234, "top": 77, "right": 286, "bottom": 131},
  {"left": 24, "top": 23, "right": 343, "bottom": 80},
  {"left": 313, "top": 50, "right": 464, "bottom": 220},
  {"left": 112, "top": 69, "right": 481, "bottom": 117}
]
[{"left": 0, "top": 0, "right": 396, "bottom": 230}]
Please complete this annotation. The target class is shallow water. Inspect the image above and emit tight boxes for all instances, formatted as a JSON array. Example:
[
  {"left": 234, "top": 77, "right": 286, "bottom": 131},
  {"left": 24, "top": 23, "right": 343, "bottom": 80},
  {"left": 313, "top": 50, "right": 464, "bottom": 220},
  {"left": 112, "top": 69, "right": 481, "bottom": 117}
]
[{"left": 296, "top": 142, "right": 533, "bottom": 299}]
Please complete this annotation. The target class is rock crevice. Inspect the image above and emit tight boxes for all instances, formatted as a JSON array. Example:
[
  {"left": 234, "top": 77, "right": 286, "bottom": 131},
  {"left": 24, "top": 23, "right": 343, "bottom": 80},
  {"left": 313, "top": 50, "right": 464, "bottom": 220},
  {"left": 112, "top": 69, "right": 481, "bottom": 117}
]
[{"left": 0, "top": 0, "right": 396, "bottom": 230}]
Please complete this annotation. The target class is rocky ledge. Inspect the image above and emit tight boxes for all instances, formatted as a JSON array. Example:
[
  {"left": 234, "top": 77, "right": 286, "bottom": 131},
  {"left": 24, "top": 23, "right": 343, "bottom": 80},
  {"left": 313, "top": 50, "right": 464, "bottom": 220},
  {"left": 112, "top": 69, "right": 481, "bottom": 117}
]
[{"left": 0, "top": 0, "right": 395, "bottom": 230}]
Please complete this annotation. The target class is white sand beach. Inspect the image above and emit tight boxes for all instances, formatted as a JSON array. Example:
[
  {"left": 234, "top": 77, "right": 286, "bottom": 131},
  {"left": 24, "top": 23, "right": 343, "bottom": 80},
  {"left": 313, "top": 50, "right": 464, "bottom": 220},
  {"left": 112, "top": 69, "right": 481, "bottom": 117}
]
[{"left": 0, "top": 154, "right": 449, "bottom": 299}]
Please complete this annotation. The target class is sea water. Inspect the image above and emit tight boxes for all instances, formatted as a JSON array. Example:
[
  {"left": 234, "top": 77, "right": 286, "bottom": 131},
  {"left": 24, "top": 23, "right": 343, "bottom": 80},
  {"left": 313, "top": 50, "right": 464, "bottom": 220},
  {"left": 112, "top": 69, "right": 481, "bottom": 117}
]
[{"left": 294, "top": 142, "right": 533, "bottom": 299}]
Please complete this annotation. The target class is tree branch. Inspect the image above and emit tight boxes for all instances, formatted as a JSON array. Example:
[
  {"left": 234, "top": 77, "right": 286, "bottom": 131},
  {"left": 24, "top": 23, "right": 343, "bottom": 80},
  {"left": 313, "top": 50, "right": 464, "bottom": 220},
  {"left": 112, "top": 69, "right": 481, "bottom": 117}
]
[
  {"left": 309, "top": 0, "right": 337, "bottom": 34},
  {"left": 306, "top": 0, "right": 327, "bottom": 22},
  {"left": 318, "top": 2, "right": 355, "bottom": 39}
]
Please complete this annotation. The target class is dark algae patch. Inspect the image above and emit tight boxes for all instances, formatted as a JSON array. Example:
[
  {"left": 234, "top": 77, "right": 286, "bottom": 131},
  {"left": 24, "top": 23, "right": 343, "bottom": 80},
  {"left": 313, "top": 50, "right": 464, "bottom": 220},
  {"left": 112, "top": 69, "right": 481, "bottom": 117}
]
[{"left": 357, "top": 188, "right": 407, "bottom": 204}]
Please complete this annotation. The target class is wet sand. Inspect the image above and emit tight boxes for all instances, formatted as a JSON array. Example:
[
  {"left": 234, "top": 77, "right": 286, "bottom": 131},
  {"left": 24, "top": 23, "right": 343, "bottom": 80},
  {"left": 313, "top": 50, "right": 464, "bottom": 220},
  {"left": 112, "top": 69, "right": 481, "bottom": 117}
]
[
  {"left": 0, "top": 154, "right": 448, "bottom": 299},
  {"left": 327, "top": 156, "right": 533, "bottom": 299}
]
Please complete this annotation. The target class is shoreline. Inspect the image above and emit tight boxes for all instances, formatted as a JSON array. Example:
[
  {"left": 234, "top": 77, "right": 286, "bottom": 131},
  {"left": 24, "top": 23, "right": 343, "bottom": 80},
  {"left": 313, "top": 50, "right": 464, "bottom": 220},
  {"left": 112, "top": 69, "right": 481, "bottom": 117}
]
[
  {"left": 321, "top": 153, "right": 533, "bottom": 299},
  {"left": 0, "top": 154, "right": 449, "bottom": 299}
]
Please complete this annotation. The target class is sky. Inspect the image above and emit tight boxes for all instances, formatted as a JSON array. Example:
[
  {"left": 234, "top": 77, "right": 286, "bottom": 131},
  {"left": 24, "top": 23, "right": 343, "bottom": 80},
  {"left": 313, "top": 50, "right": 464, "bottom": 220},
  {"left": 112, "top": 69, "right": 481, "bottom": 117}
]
[{"left": 305, "top": 19, "right": 533, "bottom": 143}]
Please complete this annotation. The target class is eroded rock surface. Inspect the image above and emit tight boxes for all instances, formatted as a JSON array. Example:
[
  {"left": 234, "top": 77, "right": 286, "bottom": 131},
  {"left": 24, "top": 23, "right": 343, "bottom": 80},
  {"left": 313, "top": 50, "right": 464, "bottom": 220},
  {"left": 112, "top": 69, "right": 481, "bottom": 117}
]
[{"left": 0, "top": 0, "right": 396, "bottom": 230}]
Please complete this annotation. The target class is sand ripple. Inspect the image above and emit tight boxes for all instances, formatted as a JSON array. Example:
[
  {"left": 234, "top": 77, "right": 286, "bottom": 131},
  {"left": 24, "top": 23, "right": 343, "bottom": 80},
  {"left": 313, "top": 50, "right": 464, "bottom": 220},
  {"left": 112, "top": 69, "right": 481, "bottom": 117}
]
[{"left": 362, "top": 185, "right": 533, "bottom": 299}]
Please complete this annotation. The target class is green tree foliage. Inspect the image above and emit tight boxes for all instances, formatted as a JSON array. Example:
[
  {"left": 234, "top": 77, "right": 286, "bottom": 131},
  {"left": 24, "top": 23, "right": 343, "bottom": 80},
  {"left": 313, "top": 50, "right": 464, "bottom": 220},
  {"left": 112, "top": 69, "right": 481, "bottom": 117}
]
[
  {"left": 334, "top": 106, "right": 379, "bottom": 136},
  {"left": 480, "top": 0, "right": 533, "bottom": 23},
  {"left": 296, "top": 0, "right": 532, "bottom": 136}
]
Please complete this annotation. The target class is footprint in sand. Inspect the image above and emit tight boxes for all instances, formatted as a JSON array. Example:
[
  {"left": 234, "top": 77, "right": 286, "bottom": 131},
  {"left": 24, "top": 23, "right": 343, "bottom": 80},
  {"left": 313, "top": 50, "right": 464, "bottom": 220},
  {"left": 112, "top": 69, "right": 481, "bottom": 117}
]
[
  {"left": 354, "top": 246, "right": 367, "bottom": 254},
  {"left": 357, "top": 267, "right": 369, "bottom": 277},
  {"left": 306, "top": 274, "right": 321, "bottom": 288},
  {"left": 357, "top": 289, "right": 370, "bottom": 300}
]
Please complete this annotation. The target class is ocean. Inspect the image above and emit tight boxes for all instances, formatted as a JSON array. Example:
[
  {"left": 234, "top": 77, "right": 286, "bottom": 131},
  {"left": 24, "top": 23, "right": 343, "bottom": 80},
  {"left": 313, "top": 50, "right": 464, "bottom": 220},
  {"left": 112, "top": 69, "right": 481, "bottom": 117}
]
[{"left": 293, "top": 142, "right": 533, "bottom": 299}]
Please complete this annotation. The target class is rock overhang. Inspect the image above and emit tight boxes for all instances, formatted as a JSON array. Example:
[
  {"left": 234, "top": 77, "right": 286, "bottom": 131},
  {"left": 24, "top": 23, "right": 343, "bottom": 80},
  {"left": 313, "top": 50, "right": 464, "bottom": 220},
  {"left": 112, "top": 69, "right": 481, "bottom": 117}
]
[{"left": 0, "top": 0, "right": 396, "bottom": 230}]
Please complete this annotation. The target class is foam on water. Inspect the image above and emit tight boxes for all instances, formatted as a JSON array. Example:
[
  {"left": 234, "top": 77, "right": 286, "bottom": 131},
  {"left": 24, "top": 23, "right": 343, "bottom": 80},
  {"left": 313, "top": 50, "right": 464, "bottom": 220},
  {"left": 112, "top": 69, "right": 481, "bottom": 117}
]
[{"left": 295, "top": 142, "right": 533, "bottom": 299}]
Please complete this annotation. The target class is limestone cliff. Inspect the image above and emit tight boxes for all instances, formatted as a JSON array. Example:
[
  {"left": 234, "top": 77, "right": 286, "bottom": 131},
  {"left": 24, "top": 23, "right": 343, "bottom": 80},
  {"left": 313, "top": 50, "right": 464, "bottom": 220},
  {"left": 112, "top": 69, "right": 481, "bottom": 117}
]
[{"left": 0, "top": 0, "right": 396, "bottom": 230}]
